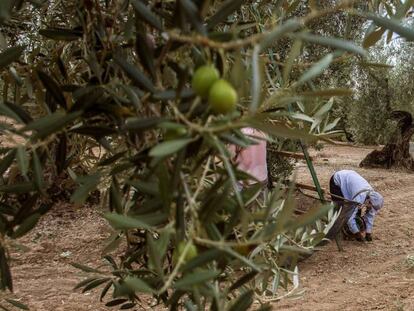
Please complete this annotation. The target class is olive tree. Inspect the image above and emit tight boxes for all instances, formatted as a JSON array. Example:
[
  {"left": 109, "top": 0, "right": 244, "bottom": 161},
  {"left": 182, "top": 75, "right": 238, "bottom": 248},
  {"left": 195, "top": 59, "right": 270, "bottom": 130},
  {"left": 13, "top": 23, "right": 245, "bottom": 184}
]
[{"left": 0, "top": 0, "right": 413, "bottom": 310}]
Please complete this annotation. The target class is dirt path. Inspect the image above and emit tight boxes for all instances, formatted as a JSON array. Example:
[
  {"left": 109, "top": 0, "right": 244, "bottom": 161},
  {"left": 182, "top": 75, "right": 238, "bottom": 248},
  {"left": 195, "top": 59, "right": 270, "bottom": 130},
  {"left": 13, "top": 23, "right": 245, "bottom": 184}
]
[
  {"left": 1, "top": 145, "right": 414, "bottom": 310},
  {"left": 278, "top": 145, "right": 414, "bottom": 311},
  {"left": 2, "top": 206, "right": 111, "bottom": 311}
]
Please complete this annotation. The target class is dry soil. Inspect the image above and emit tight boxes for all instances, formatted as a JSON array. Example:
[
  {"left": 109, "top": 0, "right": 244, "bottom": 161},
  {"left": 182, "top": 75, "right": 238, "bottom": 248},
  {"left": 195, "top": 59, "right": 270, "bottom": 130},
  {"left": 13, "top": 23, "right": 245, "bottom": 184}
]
[{"left": 2, "top": 145, "right": 414, "bottom": 310}]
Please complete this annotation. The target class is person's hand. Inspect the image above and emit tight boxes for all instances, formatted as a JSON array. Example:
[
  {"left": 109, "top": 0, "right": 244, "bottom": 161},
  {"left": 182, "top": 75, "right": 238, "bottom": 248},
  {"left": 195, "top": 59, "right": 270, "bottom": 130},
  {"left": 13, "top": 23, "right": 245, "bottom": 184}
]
[{"left": 354, "top": 231, "right": 364, "bottom": 242}]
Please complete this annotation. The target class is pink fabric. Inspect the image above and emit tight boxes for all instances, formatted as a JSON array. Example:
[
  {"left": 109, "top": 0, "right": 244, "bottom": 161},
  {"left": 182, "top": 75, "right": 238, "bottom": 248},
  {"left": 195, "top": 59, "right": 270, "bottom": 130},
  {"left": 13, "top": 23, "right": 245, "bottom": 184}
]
[{"left": 231, "top": 128, "right": 268, "bottom": 184}]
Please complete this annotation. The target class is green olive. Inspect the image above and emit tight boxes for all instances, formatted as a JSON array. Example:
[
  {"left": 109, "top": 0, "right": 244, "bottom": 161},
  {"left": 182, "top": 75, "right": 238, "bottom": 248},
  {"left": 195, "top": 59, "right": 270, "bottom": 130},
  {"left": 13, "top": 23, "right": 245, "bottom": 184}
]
[
  {"left": 208, "top": 79, "right": 238, "bottom": 114},
  {"left": 172, "top": 241, "right": 198, "bottom": 265},
  {"left": 191, "top": 65, "right": 220, "bottom": 98},
  {"left": 164, "top": 127, "right": 188, "bottom": 140}
]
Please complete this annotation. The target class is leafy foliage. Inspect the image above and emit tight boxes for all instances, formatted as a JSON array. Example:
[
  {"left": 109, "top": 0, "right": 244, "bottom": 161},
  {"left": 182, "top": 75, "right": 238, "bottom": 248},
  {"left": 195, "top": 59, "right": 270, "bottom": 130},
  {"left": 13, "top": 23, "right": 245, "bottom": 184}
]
[
  {"left": 332, "top": 4, "right": 414, "bottom": 144},
  {"left": 0, "top": 0, "right": 413, "bottom": 309}
]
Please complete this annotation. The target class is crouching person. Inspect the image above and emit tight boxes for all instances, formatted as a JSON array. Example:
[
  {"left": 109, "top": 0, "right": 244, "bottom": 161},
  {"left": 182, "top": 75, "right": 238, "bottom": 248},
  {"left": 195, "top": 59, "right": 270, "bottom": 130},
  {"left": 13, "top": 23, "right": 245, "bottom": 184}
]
[{"left": 329, "top": 170, "right": 384, "bottom": 242}]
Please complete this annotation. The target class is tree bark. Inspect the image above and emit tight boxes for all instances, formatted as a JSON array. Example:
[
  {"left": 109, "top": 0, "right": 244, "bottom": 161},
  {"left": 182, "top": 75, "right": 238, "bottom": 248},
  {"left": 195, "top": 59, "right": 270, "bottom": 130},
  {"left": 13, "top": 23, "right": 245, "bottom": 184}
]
[{"left": 360, "top": 111, "right": 414, "bottom": 170}]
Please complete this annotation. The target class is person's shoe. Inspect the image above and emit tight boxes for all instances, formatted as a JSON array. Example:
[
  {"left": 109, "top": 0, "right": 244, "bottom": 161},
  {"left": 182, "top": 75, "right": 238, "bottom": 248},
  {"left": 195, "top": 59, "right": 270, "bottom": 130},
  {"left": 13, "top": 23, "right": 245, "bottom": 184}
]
[
  {"left": 354, "top": 231, "right": 364, "bottom": 242},
  {"left": 365, "top": 233, "right": 372, "bottom": 242}
]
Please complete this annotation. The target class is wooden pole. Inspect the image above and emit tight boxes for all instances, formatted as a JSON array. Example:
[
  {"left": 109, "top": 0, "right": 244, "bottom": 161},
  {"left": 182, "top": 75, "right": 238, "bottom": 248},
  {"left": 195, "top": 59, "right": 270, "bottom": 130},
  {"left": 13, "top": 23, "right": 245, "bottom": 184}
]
[
  {"left": 273, "top": 150, "right": 311, "bottom": 160},
  {"left": 292, "top": 182, "right": 360, "bottom": 206}
]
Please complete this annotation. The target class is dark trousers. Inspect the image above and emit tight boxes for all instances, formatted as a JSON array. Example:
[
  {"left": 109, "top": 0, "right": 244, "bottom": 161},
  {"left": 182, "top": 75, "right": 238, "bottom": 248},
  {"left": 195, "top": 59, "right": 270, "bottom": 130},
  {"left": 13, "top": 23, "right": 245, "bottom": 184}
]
[
  {"left": 325, "top": 174, "right": 356, "bottom": 240},
  {"left": 329, "top": 175, "right": 344, "bottom": 205},
  {"left": 329, "top": 175, "right": 360, "bottom": 216}
]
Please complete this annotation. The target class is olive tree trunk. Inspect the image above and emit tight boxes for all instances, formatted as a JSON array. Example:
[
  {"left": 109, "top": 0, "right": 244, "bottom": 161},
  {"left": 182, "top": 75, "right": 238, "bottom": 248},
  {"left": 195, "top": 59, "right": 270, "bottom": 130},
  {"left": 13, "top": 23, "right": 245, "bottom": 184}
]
[{"left": 360, "top": 111, "right": 414, "bottom": 170}]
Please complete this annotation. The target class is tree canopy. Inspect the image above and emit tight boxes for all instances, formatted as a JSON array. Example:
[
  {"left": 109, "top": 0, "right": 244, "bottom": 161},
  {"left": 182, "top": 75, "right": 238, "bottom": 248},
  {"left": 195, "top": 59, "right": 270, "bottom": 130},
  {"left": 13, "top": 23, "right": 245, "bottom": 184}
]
[{"left": 0, "top": 0, "right": 413, "bottom": 309}]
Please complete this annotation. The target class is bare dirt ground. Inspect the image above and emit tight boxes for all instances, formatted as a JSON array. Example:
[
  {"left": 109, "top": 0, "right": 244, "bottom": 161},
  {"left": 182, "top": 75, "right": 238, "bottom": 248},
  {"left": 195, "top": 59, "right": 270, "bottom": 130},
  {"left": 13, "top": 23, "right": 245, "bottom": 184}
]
[
  {"left": 278, "top": 145, "right": 414, "bottom": 311},
  {"left": 2, "top": 145, "right": 414, "bottom": 310}
]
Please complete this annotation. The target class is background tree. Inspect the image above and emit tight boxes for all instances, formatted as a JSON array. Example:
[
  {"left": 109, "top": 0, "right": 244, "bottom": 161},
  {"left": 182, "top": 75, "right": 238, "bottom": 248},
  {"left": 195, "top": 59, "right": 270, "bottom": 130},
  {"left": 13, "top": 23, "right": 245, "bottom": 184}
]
[
  {"left": 347, "top": 8, "right": 414, "bottom": 168},
  {"left": 0, "top": 0, "right": 413, "bottom": 310}
]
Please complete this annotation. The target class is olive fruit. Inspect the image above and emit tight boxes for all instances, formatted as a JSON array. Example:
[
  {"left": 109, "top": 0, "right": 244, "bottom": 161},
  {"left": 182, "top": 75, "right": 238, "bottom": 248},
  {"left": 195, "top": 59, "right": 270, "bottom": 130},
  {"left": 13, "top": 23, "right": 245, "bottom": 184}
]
[
  {"left": 164, "top": 127, "right": 188, "bottom": 140},
  {"left": 172, "top": 241, "right": 198, "bottom": 265},
  {"left": 191, "top": 65, "right": 220, "bottom": 98},
  {"left": 208, "top": 79, "right": 238, "bottom": 114}
]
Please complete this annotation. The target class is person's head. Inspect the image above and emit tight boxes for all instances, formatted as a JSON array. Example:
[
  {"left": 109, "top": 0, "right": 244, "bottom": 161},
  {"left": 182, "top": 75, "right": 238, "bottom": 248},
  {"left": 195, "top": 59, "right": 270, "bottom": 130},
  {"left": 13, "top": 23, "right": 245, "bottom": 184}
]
[{"left": 366, "top": 191, "right": 384, "bottom": 211}]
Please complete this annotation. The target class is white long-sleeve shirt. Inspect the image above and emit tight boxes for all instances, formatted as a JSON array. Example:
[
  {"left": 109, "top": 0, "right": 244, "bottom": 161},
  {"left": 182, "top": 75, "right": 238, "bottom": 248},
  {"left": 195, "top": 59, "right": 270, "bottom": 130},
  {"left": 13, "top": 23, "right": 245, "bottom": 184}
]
[
  {"left": 333, "top": 170, "right": 375, "bottom": 233},
  {"left": 333, "top": 170, "right": 372, "bottom": 204}
]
